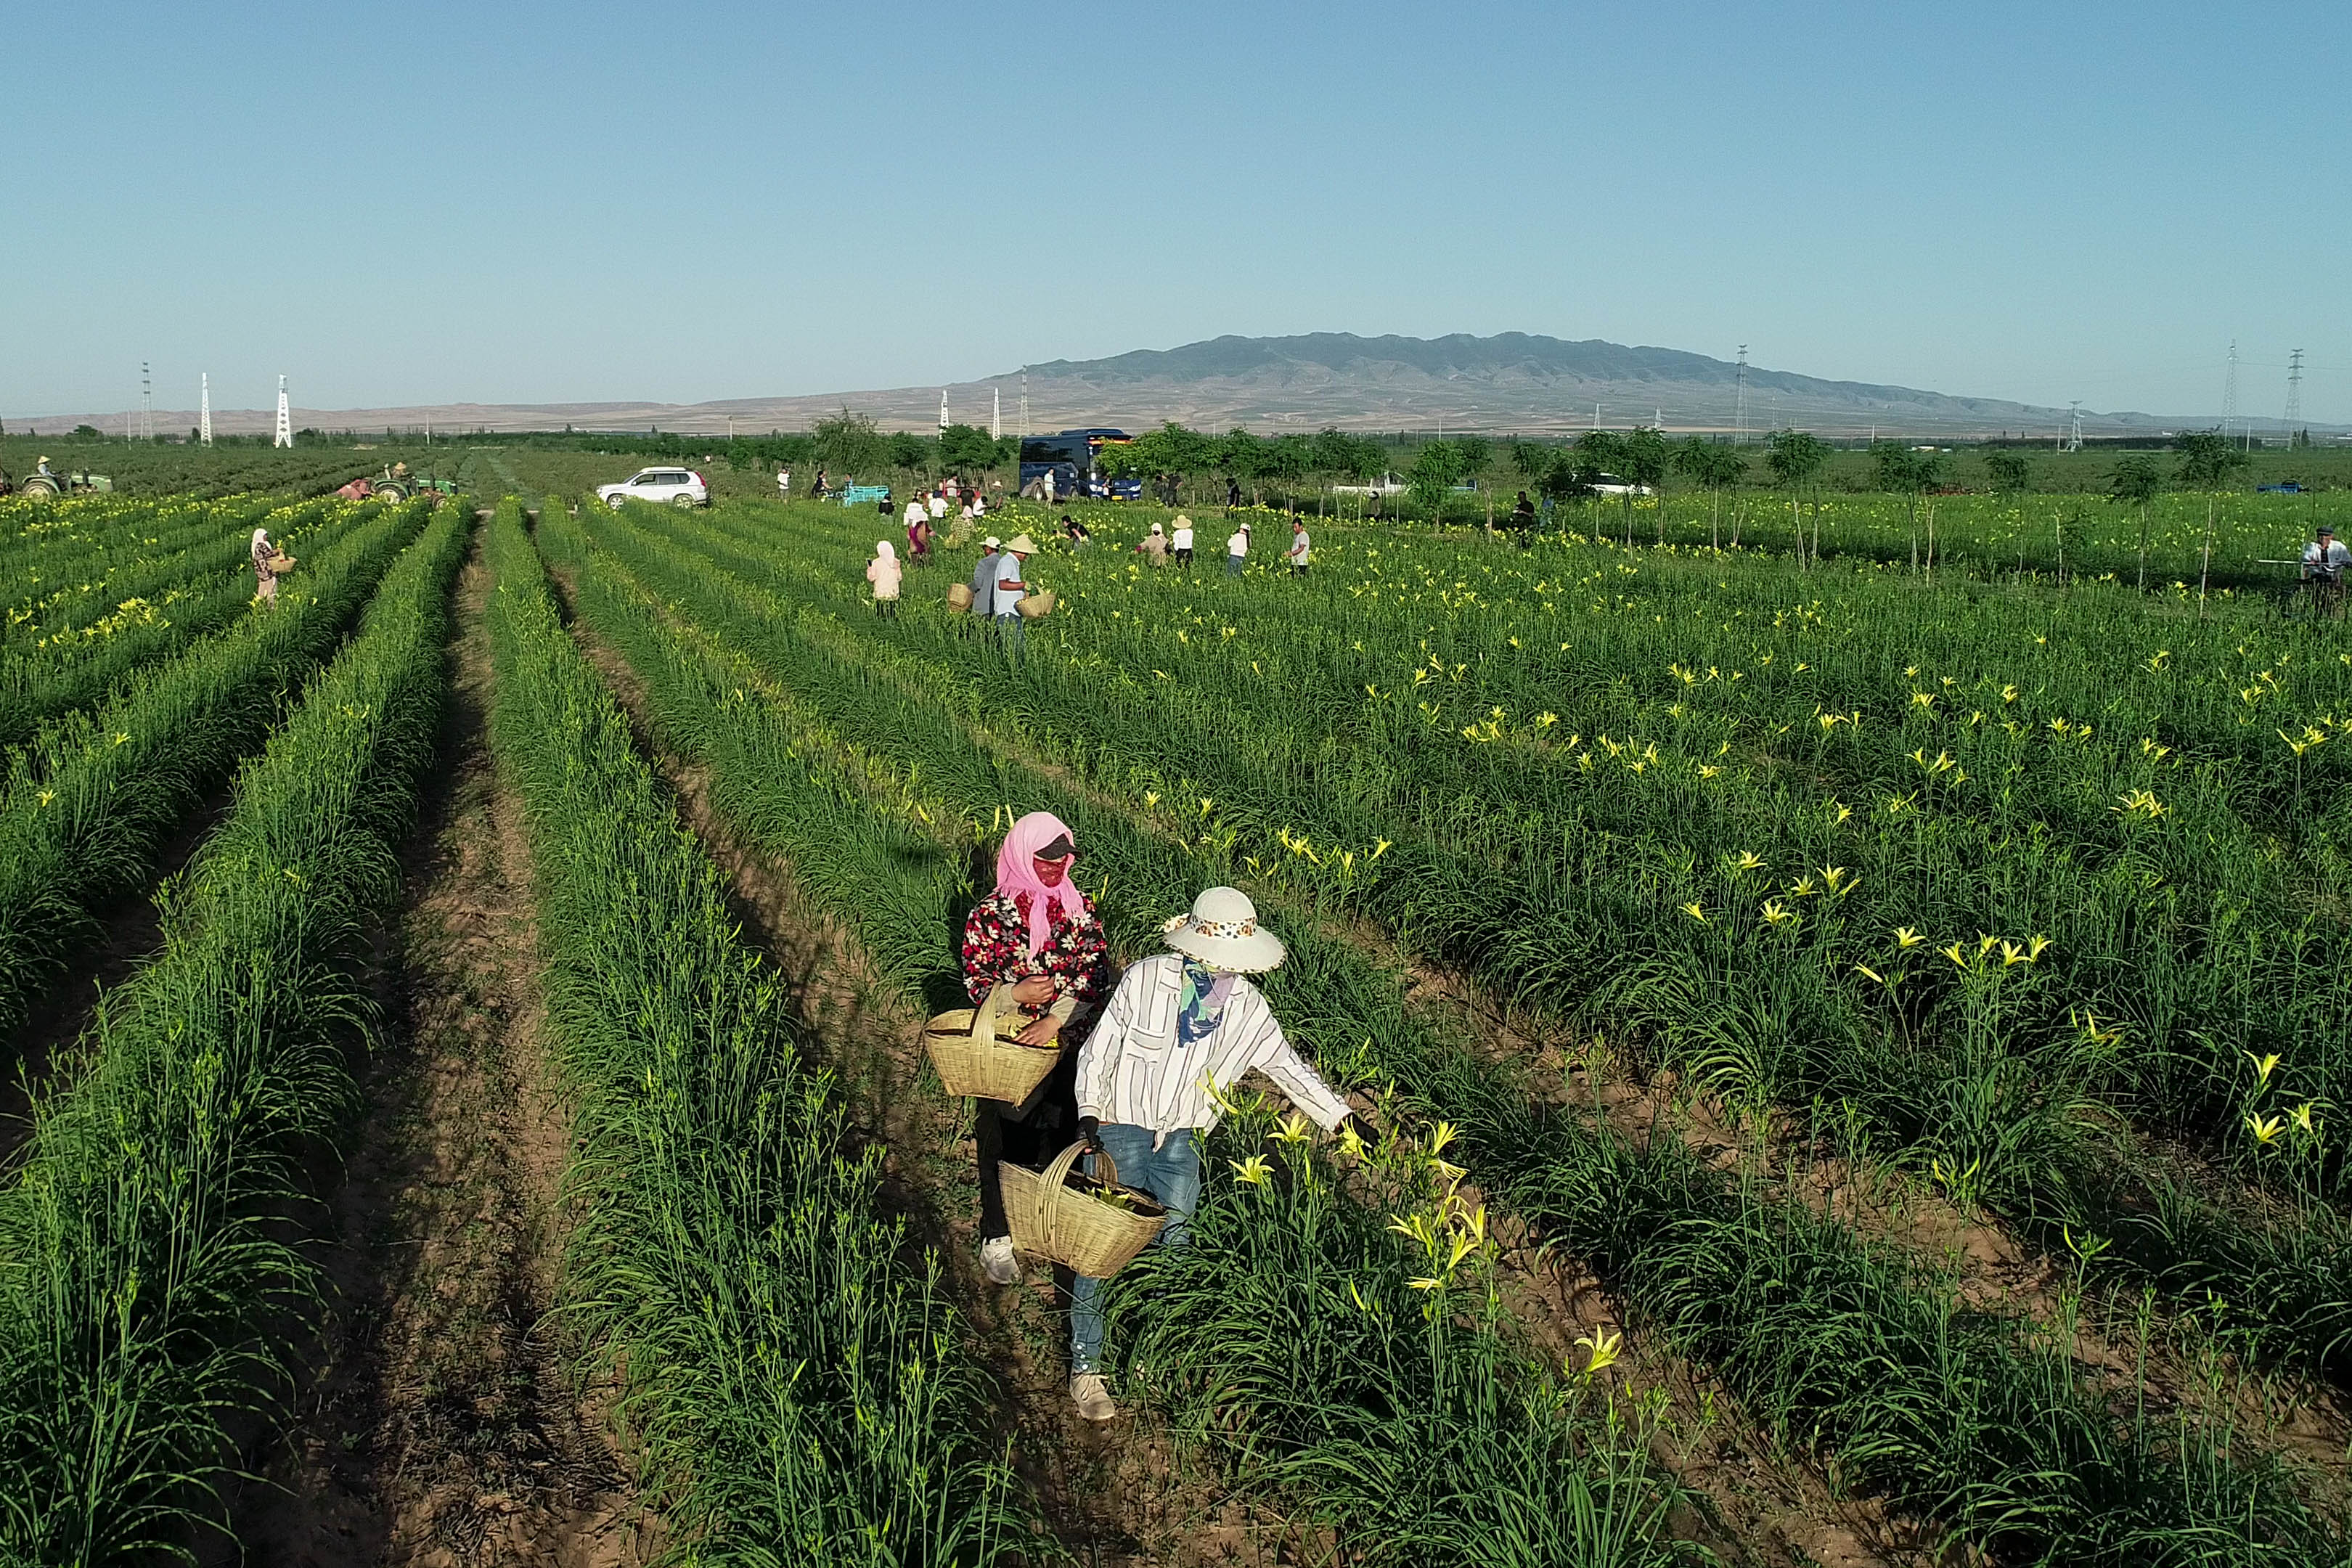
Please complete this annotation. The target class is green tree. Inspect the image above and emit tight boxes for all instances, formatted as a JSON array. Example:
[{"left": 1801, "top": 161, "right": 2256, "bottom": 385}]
[
  {"left": 1672, "top": 438, "right": 1746, "bottom": 547},
  {"left": 2173, "top": 429, "right": 2250, "bottom": 491},
  {"left": 2109, "top": 453, "right": 2165, "bottom": 587},
  {"left": 1765, "top": 430, "right": 1831, "bottom": 564},
  {"left": 1221, "top": 428, "right": 1267, "bottom": 505},
  {"left": 1984, "top": 449, "right": 2033, "bottom": 494},
  {"left": 886, "top": 430, "right": 934, "bottom": 477},
  {"left": 1620, "top": 426, "right": 1670, "bottom": 543},
  {"left": 813, "top": 409, "right": 888, "bottom": 478},
  {"left": 937, "top": 422, "right": 997, "bottom": 476},
  {"left": 1267, "top": 434, "right": 1312, "bottom": 505},
  {"left": 1407, "top": 439, "right": 1465, "bottom": 521}
]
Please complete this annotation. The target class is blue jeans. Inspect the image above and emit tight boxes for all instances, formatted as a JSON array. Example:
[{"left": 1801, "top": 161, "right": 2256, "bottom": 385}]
[
  {"left": 1070, "top": 1124, "right": 1200, "bottom": 1375},
  {"left": 1225, "top": 554, "right": 1244, "bottom": 576}
]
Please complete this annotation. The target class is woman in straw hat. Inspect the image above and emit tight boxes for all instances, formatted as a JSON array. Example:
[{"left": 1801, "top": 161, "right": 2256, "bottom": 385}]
[
  {"left": 961, "top": 812, "right": 1109, "bottom": 1287},
  {"left": 1063, "top": 886, "right": 1372, "bottom": 1423},
  {"left": 250, "top": 526, "right": 282, "bottom": 607}
]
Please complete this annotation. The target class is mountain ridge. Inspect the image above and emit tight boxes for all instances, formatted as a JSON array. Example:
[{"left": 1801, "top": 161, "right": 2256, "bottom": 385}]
[{"left": 10, "top": 332, "right": 2297, "bottom": 439}]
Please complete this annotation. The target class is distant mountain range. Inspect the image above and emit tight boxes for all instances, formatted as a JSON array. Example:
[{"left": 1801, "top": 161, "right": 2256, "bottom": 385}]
[{"left": 12, "top": 332, "right": 2306, "bottom": 440}]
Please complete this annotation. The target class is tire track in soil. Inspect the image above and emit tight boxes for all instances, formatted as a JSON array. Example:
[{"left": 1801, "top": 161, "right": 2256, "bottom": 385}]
[
  {"left": 547, "top": 559, "right": 1315, "bottom": 1568},
  {"left": 232, "top": 538, "right": 659, "bottom": 1568}
]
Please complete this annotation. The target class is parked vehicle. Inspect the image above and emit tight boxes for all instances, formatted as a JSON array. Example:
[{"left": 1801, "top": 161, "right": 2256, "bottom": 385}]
[
  {"left": 597, "top": 467, "right": 709, "bottom": 509},
  {"left": 1330, "top": 473, "right": 1408, "bottom": 497}
]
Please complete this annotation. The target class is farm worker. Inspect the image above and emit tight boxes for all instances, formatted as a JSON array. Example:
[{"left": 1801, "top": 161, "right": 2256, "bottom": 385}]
[
  {"left": 968, "top": 538, "right": 1002, "bottom": 624},
  {"left": 865, "top": 540, "right": 902, "bottom": 618},
  {"left": 992, "top": 534, "right": 1037, "bottom": 661},
  {"left": 1226, "top": 475, "right": 1241, "bottom": 509},
  {"left": 36, "top": 455, "right": 55, "bottom": 478},
  {"left": 1136, "top": 521, "right": 1169, "bottom": 565},
  {"left": 2301, "top": 525, "right": 2347, "bottom": 584},
  {"left": 1225, "top": 524, "right": 1249, "bottom": 576},
  {"left": 928, "top": 487, "right": 947, "bottom": 523},
  {"left": 1285, "top": 520, "right": 1310, "bottom": 576},
  {"left": 905, "top": 497, "right": 933, "bottom": 564},
  {"left": 962, "top": 812, "right": 1110, "bottom": 1288},
  {"left": 1062, "top": 513, "right": 1092, "bottom": 547},
  {"left": 777, "top": 467, "right": 791, "bottom": 499},
  {"left": 250, "top": 526, "right": 280, "bottom": 607},
  {"left": 1066, "top": 886, "right": 1372, "bottom": 1424},
  {"left": 1044, "top": 467, "right": 1058, "bottom": 505},
  {"left": 1169, "top": 515, "right": 1195, "bottom": 568},
  {"left": 810, "top": 466, "right": 828, "bottom": 498}
]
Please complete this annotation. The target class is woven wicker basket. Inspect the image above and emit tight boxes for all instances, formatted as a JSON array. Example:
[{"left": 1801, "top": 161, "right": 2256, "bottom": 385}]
[
  {"left": 1017, "top": 588, "right": 1056, "bottom": 619},
  {"left": 1001, "top": 1141, "right": 1168, "bottom": 1278},
  {"left": 946, "top": 581, "right": 974, "bottom": 611},
  {"left": 921, "top": 984, "right": 1061, "bottom": 1103},
  {"left": 264, "top": 552, "right": 295, "bottom": 573}
]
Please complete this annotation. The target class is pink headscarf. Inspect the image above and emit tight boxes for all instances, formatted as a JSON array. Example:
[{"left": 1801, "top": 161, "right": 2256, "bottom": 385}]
[{"left": 995, "top": 810, "right": 1083, "bottom": 956}]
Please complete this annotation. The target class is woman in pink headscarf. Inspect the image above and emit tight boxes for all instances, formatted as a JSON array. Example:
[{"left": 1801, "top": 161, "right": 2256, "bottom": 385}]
[{"left": 959, "top": 810, "right": 1111, "bottom": 1286}]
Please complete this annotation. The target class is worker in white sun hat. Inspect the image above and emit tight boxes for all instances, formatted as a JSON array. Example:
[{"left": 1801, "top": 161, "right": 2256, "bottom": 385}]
[{"left": 1062, "top": 886, "right": 1374, "bottom": 1424}]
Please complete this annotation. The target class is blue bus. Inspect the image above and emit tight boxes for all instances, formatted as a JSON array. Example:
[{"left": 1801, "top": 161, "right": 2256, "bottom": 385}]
[{"left": 1019, "top": 428, "right": 1141, "bottom": 499}]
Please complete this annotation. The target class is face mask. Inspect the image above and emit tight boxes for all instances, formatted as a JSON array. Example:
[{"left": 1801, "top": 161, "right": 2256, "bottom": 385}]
[{"left": 1033, "top": 854, "right": 1072, "bottom": 888}]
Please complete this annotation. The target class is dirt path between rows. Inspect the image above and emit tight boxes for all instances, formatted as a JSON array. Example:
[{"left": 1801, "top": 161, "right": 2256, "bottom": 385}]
[
  {"left": 234, "top": 539, "right": 658, "bottom": 1567},
  {"left": 547, "top": 558, "right": 1314, "bottom": 1567}
]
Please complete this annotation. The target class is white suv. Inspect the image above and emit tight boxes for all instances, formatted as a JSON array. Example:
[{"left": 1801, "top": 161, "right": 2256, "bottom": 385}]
[{"left": 597, "top": 467, "right": 709, "bottom": 508}]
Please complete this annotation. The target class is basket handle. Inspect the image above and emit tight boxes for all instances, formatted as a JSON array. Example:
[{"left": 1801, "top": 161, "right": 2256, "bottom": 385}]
[
  {"left": 1033, "top": 1139, "right": 1117, "bottom": 1265},
  {"left": 973, "top": 982, "right": 1016, "bottom": 1042}
]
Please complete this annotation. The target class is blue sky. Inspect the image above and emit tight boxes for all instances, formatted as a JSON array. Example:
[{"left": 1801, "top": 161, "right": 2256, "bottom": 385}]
[{"left": 7, "top": 0, "right": 2346, "bottom": 422}]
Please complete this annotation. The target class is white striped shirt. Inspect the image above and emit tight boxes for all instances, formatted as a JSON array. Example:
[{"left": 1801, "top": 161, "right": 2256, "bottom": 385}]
[{"left": 1074, "top": 954, "right": 1352, "bottom": 1146}]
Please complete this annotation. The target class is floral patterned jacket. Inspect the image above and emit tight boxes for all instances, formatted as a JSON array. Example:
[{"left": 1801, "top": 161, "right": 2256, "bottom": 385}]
[{"left": 961, "top": 889, "right": 1111, "bottom": 1017}]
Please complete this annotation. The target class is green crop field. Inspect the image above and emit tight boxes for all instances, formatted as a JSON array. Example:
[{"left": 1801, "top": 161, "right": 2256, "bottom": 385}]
[{"left": 0, "top": 463, "right": 2345, "bottom": 1564}]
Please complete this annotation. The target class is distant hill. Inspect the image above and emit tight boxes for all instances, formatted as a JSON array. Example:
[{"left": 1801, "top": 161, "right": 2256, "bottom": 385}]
[{"left": 11, "top": 332, "right": 2283, "bottom": 439}]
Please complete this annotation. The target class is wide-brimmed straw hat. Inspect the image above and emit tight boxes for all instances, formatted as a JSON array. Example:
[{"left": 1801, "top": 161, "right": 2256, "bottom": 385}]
[
  {"left": 1003, "top": 533, "right": 1040, "bottom": 555},
  {"left": 1162, "top": 886, "right": 1285, "bottom": 973}
]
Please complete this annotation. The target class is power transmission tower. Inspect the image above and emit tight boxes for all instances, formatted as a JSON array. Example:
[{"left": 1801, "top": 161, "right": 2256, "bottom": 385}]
[
  {"left": 2221, "top": 339, "right": 2238, "bottom": 441},
  {"left": 140, "top": 362, "right": 152, "bottom": 441},
  {"left": 990, "top": 388, "right": 1000, "bottom": 441},
  {"left": 273, "top": 375, "right": 293, "bottom": 449},
  {"left": 1020, "top": 370, "right": 1029, "bottom": 438},
  {"left": 1734, "top": 345, "right": 1749, "bottom": 442},
  {"left": 200, "top": 375, "right": 212, "bottom": 446},
  {"left": 2284, "top": 348, "right": 2304, "bottom": 442},
  {"left": 939, "top": 389, "right": 950, "bottom": 430},
  {"left": 2067, "top": 401, "right": 2083, "bottom": 452}
]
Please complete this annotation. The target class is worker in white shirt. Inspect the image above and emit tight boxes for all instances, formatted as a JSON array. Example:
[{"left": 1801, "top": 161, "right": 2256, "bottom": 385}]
[
  {"left": 2303, "top": 525, "right": 2348, "bottom": 613},
  {"left": 1285, "top": 519, "right": 1310, "bottom": 576},
  {"left": 1064, "top": 887, "right": 1372, "bottom": 1424},
  {"left": 1169, "top": 515, "right": 1196, "bottom": 569},
  {"left": 992, "top": 533, "right": 1037, "bottom": 660},
  {"left": 776, "top": 467, "right": 791, "bottom": 499},
  {"left": 1224, "top": 523, "right": 1249, "bottom": 576}
]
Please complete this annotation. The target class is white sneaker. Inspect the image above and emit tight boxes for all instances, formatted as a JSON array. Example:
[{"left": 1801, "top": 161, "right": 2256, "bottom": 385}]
[
  {"left": 981, "top": 1235, "right": 1021, "bottom": 1286},
  {"left": 1071, "top": 1372, "right": 1118, "bottom": 1423}
]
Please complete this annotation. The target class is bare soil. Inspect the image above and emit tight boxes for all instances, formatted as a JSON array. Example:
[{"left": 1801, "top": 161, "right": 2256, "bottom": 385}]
[{"left": 232, "top": 544, "right": 657, "bottom": 1567}]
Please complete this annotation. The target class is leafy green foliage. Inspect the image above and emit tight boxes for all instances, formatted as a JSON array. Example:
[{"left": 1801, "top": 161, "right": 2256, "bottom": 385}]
[{"left": 0, "top": 500, "right": 467, "bottom": 1559}]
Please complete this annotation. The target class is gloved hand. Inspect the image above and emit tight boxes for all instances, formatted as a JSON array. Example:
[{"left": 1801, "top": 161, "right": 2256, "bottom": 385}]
[
  {"left": 1339, "top": 1112, "right": 1381, "bottom": 1152},
  {"left": 1077, "top": 1115, "right": 1103, "bottom": 1153}
]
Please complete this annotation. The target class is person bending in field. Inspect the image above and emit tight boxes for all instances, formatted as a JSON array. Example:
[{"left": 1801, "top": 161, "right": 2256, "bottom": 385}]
[
  {"left": 905, "top": 496, "right": 934, "bottom": 565},
  {"left": 962, "top": 814, "right": 1108, "bottom": 1288},
  {"left": 1135, "top": 520, "right": 1169, "bottom": 565},
  {"left": 1064, "top": 887, "right": 1373, "bottom": 1424},
  {"left": 250, "top": 526, "right": 281, "bottom": 607}
]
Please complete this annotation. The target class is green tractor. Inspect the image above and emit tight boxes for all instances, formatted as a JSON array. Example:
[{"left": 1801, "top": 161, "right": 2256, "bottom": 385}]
[{"left": 7, "top": 457, "right": 113, "bottom": 499}]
